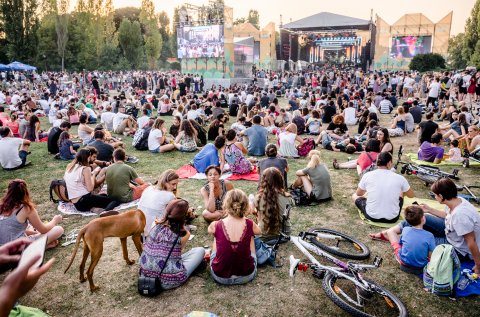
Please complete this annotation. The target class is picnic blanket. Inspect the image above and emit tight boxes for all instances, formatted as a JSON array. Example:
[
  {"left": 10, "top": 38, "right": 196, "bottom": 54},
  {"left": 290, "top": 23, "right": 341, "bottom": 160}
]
[
  {"left": 403, "top": 197, "right": 480, "bottom": 212},
  {"left": 176, "top": 164, "right": 259, "bottom": 182},
  {"left": 58, "top": 200, "right": 139, "bottom": 217},
  {"left": 357, "top": 209, "right": 404, "bottom": 228},
  {"left": 405, "top": 153, "right": 480, "bottom": 167}
]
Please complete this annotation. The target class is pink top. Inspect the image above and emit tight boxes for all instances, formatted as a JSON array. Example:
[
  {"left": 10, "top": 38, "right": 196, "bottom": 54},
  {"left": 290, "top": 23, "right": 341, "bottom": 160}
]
[
  {"left": 211, "top": 218, "right": 255, "bottom": 278},
  {"left": 69, "top": 113, "right": 80, "bottom": 124},
  {"left": 357, "top": 151, "right": 379, "bottom": 172}
]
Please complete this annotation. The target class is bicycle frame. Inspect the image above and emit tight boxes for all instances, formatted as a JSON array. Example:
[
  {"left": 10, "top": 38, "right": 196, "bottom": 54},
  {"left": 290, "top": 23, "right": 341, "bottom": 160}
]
[{"left": 290, "top": 235, "right": 381, "bottom": 291}]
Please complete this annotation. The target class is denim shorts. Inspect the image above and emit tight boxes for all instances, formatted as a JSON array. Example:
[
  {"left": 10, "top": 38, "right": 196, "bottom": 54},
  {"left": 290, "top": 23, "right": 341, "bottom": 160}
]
[{"left": 150, "top": 147, "right": 161, "bottom": 153}]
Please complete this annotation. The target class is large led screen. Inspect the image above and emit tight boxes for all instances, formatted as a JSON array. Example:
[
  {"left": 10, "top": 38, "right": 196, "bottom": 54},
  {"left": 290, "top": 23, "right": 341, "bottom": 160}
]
[
  {"left": 177, "top": 25, "right": 224, "bottom": 58},
  {"left": 390, "top": 36, "right": 432, "bottom": 58}
]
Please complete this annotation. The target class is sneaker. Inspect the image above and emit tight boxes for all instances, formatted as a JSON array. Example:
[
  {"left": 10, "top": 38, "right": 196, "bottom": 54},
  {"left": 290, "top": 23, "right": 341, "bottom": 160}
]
[
  {"left": 99, "top": 210, "right": 119, "bottom": 217},
  {"left": 126, "top": 156, "right": 139, "bottom": 164}
]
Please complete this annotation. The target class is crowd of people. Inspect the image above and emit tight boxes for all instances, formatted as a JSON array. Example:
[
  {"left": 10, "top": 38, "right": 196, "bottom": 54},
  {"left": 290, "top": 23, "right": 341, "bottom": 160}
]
[{"left": 0, "top": 65, "right": 480, "bottom": 314}]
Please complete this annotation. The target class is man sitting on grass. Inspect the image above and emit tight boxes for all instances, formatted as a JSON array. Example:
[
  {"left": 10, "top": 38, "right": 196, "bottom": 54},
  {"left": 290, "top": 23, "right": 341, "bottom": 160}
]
[
  {"left": 352, "top": 152, "right": 414, "bottom": 223},
  {"left": 106, "top": 148, "right": 148, "bottom": 204},
  {"left": 0, "top": 127, "right": 31, "bottom": 171}
]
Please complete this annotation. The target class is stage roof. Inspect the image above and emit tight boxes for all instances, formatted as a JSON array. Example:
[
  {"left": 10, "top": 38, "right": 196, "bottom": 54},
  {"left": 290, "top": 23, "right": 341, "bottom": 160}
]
[{"left": 282, "top": 12, "right": 371, "bottom": 31}]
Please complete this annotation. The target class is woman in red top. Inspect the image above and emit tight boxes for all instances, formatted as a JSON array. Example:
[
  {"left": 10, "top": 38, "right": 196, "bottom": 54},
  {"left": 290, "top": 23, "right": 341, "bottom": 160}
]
[
  {"left": 7, "top": 113, "right": 20, "bottom": 137},
  {"left": 333, "top": 139, "right": 381, "bottom": 176},
  {"left": 208, "top": 189, "right": 261, "bottom": 285}
]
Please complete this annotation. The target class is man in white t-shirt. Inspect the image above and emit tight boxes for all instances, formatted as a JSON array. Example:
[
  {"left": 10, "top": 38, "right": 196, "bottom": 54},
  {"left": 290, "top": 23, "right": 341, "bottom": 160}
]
[
  {"left": 352, "top": 152, "right": 414, "bottom": 222},
  {"left": 0, "top": 127, "right": 31, "bottom": 170},
  {"left": 426, "top": 77, "right": 441, "bottom": 110},
  {"left": 403, "top": 75, "right": 415, "bottom": 98},
  {"left": 112, "top": 106, "right": 137, "bottom": 135},
  {"left": 100, "top": 105, "right": 115, "bottom": 130}
]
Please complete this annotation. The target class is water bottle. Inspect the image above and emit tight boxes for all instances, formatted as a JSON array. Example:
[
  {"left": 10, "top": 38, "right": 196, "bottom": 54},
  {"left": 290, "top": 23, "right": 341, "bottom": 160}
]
[{"left": 457, "top": 269, "right": 478, "bottom": 290}]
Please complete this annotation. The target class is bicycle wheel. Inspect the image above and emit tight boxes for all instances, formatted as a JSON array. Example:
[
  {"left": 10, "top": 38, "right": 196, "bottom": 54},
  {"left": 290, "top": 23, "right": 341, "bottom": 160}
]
[
  {"left": 307, "top": 228, "right": 370, "bottom": 260},
  {"left": 322, "top": 272, "right": 408, "bottom": 317}
]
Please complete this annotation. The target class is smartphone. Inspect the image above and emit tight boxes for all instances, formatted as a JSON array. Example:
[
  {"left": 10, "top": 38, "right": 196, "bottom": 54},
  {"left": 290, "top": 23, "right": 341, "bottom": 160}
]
[{"left": 18, "top": 235, "right": 47, "bottom": 270}]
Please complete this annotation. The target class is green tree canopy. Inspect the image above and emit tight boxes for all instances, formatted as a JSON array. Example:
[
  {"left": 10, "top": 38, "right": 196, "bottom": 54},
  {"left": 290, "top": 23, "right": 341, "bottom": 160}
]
[{"left": 409, "top": 53, "right": 446, "bottom": 72}]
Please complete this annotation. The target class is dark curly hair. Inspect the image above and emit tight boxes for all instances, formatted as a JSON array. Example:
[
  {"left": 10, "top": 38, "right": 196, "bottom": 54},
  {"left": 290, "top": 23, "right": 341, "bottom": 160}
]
[
  {"left": 180, "top": 119, "right": 196, "bottom": 138},
  {"left": 255, "top": 167, "right": 284, "bottom": 235}
]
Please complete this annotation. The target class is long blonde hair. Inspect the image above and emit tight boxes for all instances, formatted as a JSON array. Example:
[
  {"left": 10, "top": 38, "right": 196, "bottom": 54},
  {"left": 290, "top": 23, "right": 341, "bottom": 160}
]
[
  {"left": 306, "top": 150, "right": 322, "bottom": 169},
  {"left": 157, "top": 169, "right": 179, "bottom": 195}
]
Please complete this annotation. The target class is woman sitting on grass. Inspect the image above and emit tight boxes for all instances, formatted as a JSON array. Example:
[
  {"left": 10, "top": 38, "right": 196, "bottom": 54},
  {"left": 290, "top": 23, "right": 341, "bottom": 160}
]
[
  {"left": 0, "top": 179, "right": 63, "bottom": 249},
  {"left": 138, "top": 169, "right": 178, "bottom": 236},
  {"left": 223, "top": 129, "right": 253, "bottom": 175},
  {"left": 201, "top": 165, "right": 234, "bottom": 222},
  {"left": 292, "top": 150, "right": 332, "bottom": 202},
  {"left": 208, "top": 189, "right": 261, "bottom": 285},
  {"left": 58, "top": 131, "right": 77, "bottom": 161},
  {"left": 139, "top": 199, "right": 205, "bottom": 290},
  {"left": 174, "top": 119, "right": 198, "bottom": 152},
  {"left": 332, "top": 139, "right": 381, "bottom": 175},
  {"left": 254, "top": 167, "right": 293, "bottom": 241},
  {"left": 64, "top": 149, "right": 119, "bottom": 216},
  {"left": 148, "top": 118, "right": 175, "bottom": 153}
]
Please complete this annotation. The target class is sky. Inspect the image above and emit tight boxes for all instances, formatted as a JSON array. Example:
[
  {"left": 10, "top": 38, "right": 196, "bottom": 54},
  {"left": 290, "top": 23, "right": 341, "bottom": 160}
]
[{"left": 110, "top": 0, "right": 476, "bottom": 35}]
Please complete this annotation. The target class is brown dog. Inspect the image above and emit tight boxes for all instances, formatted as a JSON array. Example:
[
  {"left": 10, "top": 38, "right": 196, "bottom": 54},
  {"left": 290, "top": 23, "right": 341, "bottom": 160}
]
[{"left": 64, "top": 209, "right": 146, "bottom": 292}]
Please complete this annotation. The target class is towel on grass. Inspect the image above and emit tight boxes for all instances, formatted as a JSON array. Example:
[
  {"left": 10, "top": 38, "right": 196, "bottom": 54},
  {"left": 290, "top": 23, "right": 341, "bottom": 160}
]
[
  {"left": 58, "top": 199, "right": 139, "bottom": 217},
  {"left": 405, "top": 153, "right": 480, "bottom": 167},
  {"left": 176, "top": 164, "right": 259, "bottom": 181}
]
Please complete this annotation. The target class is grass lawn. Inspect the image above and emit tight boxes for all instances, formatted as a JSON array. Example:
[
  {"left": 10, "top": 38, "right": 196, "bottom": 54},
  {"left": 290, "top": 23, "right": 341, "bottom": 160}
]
[{"left": 1, "top": 101, "right": 479, "bottom": 317}]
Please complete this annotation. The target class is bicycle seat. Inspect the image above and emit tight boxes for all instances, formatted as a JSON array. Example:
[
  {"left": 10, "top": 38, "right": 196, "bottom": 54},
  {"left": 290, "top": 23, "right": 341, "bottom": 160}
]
[{"left": 289, "top": 255, "right": 300, "bottom": 277}]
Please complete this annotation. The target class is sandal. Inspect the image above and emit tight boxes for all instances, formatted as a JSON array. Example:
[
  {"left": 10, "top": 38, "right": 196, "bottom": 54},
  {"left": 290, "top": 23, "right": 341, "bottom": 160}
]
[
  {"left": 368, "top": 231, "right": 389, "bottom": 243},
  {"left": 332, "top": 159, "right": 340, "bottom": 169}
]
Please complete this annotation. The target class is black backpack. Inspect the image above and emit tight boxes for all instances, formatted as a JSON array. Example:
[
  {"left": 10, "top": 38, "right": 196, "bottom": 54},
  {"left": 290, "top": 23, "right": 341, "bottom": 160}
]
[
  {"left": 132, "top": 127, "right": 151, "bottom": 151},
  {"left": 49, "top": 179, "right": 70, "bottom": 203},
  {"left": 229, "top": 102, "right": 239, "bottom": 117}
]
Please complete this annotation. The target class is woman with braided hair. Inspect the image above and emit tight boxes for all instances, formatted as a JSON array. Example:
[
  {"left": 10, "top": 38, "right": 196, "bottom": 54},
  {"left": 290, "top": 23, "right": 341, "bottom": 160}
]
[
  {"left": 254, "top": 167, "right": 293, "bottom": 241},
  {"left": 208, "top": 189, "right": 261, "bottom": 285}
]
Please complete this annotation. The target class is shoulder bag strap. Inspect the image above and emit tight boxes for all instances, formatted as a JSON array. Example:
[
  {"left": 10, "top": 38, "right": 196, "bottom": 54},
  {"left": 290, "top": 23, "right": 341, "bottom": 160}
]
[
  {"left": 159, "top": 235, "right": 179, "bottom": 276},
  {"left": 365, "top": 152, "right": 375, "bottom": 164}
]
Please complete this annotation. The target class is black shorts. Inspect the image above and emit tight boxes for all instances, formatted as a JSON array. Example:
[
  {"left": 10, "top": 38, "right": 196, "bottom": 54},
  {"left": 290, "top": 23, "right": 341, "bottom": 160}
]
[
  {"left": 355, "top": 197, "right": 402, "bottom": 223},
  {"left": 459, "top": 87, "right": 467, "bottom": 94}
]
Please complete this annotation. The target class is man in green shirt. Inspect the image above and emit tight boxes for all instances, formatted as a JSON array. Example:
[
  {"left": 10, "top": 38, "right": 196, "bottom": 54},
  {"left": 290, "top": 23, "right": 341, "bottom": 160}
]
[{"left": 106, "top": 149, "right": 148, "bottom": 203}]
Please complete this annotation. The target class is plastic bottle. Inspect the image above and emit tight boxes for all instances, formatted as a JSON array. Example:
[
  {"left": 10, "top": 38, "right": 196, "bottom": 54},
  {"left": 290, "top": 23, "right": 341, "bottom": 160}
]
[{"left": 457, "top": 269, "right": 478, "bottom": 290}]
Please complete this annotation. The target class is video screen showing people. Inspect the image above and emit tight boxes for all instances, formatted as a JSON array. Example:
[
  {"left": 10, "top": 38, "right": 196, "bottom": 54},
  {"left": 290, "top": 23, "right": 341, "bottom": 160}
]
[
  {"left": 177, "top": 25, "right": 224, "bottom": 59},
  {"left": 390, "top": 36, "right": 432, "bottom": 58}
]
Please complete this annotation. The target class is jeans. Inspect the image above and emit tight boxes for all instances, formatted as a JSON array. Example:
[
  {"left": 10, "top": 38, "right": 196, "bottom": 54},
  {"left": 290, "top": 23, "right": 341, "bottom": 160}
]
[
  {"left": 182, "top": 247, "right": 206, "bottom": 278},
  {"left": 74, "top": 193, "right": 119, "bottom": 212},
  {"left": 210, "top": 252, "right": 257, "bottom": 285}
]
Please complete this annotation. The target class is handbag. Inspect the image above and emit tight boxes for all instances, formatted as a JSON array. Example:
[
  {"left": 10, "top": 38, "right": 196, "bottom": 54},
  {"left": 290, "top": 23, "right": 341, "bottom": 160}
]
[
  {"left": 254, "top": 236, "right": 277, "bottom": 267},
  {"left": 138, "top": 235, "right": 179, "bottom": 297}
]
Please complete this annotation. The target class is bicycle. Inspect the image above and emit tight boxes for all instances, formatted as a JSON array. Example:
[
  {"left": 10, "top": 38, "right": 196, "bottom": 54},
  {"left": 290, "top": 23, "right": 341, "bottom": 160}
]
[
  {"left": 394, "top": 145, "right": 459, "bottom": 186},
  {"left": 288, "top": 229, "right": 408, "bottom": 317}
]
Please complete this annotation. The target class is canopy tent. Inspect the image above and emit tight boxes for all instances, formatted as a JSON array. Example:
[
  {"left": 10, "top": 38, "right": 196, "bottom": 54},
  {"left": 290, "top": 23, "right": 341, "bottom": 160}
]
[
  {"left": 7, "top": 61, "right": 37, "bottom": 71},
  {"left": 0, "top": 64, "right": 10, "bottom": 71},
  {"left": 282, "top": 12, "right": 371, "bottom": 31}
]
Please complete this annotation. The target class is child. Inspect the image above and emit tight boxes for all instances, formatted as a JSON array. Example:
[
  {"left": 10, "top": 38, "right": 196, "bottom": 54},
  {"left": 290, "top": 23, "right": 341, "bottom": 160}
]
[
  {"left": 386, "top": 206, "right": 436, "bottom": 274},
  {"left": 445, "top": 139, "right": 463, "bottom": 163},
  {"left": 58, "top": 131, "right": 76, "bottom": 160}
]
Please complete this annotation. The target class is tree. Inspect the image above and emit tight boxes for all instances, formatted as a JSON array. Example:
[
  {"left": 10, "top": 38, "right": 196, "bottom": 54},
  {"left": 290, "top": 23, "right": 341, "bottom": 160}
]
[
  {"left": 140, "top": 0, "right": 162, "bottom": 69},
  {"left": 448, "top": 33, "right": 468, "bottom": 69},
  {"left": 247, "top": 10, "right": 260, "bottom": 29},
  {"left": 462, "top": 0, "right": 480, "bottom": 66},
  {"left": 409, "top": 53, "right": 446, "bottom": 72},
  {"left": 114, "top": 7, "right": 140, "bottom": 31},
  {"left": 233, "top": 17, "right": 246, "bottom": 25},
  {"left": 0, "top": 0, "right": 40, "bottom": 64},
  {"left": 56, "top": 0, "right": 70, "bottom": 71},
  {"left": 118, "top": 18, "right": 144, "bottom": 69}
]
